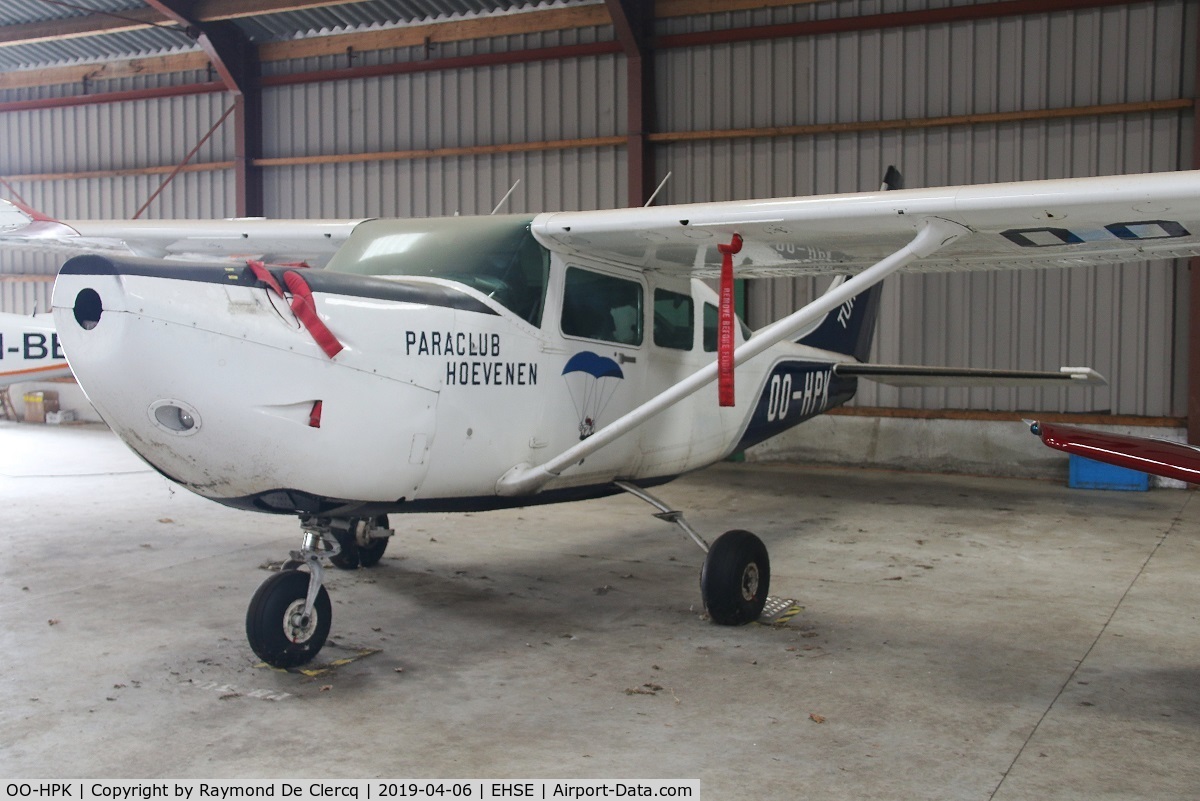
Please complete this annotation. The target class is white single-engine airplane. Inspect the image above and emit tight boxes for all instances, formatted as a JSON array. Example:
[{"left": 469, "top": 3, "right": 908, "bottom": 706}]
[
  {"left": 3, "top": 169, "right": 1199, "bottom": 668},
  {"left": 0, "top": 311, "right": 70, "bottom": 386}
]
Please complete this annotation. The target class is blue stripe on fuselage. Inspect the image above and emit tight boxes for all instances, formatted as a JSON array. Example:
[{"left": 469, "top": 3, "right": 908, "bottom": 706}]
[{"left": 735, "top": 361, "right": 858, "bottom": 451}]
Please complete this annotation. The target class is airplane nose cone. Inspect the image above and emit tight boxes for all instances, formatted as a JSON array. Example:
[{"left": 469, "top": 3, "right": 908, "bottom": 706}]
[
  {"left": 53, "top": 255, "right": 136, "bottom": 346},
  {"left": 50, "top": 254, "right": 439, "bottom": 512}
]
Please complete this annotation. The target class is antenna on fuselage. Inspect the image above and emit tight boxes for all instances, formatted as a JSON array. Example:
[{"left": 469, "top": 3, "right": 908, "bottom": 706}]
[
  {"left": 491, "top": 179, "right": 521, "bottom": 215},
  {"left": 880, "top": 165, "right": 903, "bottom": 192},
  {"left": 644, "top": 171, "right": 672, "bottom": 207}
]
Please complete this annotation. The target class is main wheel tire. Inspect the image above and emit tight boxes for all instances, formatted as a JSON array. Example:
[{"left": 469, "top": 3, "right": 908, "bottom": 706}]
[
  {"left": 701, "top": 529, "right": 770, "bottom": 626},
  {"left": 330, "top": 515, "right": 390, "bottom": 569},
  {"left": 246, "top": 570, "right": 331, "bottom": 668},
  {"left": 329, "top": 530, "right": 360, "bottom": 570},
  {"left": 357, "top": 515, "right": 390, "bottom": 568}
]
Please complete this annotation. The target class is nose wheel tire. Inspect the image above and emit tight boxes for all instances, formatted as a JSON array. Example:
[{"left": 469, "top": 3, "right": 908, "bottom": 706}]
[
  {"left": 701, "top": 529, "right": 770, "bottom": 626},
  {"left": 246, "top": 570, "right": 331, "bottom": 668}
]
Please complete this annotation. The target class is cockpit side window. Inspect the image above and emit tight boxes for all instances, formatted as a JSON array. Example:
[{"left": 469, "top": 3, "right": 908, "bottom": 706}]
[
  {"left": 561, "top": 267, "right": 644, "bottom": 346},
  {"left": 495, "top": 229, "right": 550, "bottom": 327},
  {"left": 324, "top": 216, "right": 550, "bottom": 327},
  {"left": 654, "top": 288, "right": 694, "bottom": 350},
  {"left": 443, "top": 226, "right": 549, "bottom": 327}
]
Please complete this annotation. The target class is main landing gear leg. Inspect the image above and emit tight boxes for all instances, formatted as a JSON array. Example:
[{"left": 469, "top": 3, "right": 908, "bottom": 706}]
[{"left": 614, "top": 480, "right": 770, "bottom": 626}]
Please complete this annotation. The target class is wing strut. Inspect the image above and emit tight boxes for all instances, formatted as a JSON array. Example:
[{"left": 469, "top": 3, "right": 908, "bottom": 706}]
[{"left": 496, "top": 216, "right": 970, "bottom": 497}]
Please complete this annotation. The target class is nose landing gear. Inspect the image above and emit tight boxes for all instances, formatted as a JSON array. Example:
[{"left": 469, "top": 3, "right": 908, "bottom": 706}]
[{"left": 246, "top": 515, "right": 393, "bottom": 669}]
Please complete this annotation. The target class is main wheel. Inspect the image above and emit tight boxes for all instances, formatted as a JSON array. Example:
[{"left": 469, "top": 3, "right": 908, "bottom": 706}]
[
  {"left": 700, "top": 529, "right": 770, "bottom": 625},
  {"left": 357, "top": 515, "right": 390, "bottom": 568},
  {"left": 330, "top": 515, "right": 390, "bottom": 569},
  {"left": 246, "top": 570, "right": 331, "bottom": 668}
]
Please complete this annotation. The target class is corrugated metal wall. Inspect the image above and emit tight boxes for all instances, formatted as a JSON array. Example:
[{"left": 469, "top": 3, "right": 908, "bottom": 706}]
[
  {"left": 655, "top": 0, "right": 1193, "bottom": 417},
  {"left": 0, "top": 70, "right": 235, "bottom": 282},
  {"left": 258, "top": 26, "right": 625, "bottom": 217},
  {"left": 0, "top": 0, "right": 1193, "bottom": 417}
]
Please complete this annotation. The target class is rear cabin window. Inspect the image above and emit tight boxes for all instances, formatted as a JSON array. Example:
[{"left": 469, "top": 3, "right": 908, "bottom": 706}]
[
  {"left": 561, "top": 267, "right": 643, "bottom": 346},
  {"left": 653, "top": 288, "right": 694, "bottom": 350}
]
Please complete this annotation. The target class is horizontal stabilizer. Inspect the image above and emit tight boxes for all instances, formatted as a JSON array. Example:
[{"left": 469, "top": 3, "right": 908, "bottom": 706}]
[{"left": 833, "top": 364, "right": 1105, "bottom": 388}]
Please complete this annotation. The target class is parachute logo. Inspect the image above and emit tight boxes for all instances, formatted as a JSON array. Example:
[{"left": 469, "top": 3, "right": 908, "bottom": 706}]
[{"left": 562, "top": 350, "right": 624, "bottom": 440}]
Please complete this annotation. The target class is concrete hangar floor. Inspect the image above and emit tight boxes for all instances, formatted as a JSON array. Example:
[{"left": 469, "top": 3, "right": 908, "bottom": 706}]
[{"left": 1, "top": 420, "right": 1198, "bottom": 798}]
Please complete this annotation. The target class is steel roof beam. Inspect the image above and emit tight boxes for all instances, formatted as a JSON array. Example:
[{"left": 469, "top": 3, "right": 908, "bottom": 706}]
[
  {"left": 142, "top": 1, "right": 264, "bottom": 217},
  {"left": 605, "top": 0, "right": 657, "bottom": 208},
  {"left": 1189, "top": 11, "right": 1200, "bottom": 445},
  {"left": 0, "top": 0, "right": 375, "bottom": 48}
]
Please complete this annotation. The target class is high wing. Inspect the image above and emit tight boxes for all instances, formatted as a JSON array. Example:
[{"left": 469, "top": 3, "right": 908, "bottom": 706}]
[
  {"left": 531, "top": 170, "right": 1200, "bottom": 276},
  {"left": 5, "top": 171, "right": 1199, "bottom": 271},
  {"left": 0, "top": 198, "right": 366, "bottom": 267}
]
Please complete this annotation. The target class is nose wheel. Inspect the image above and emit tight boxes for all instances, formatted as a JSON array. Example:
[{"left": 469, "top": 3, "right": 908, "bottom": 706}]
[{"left": 246, "top": 569, "right": 332, "bottom": 668}]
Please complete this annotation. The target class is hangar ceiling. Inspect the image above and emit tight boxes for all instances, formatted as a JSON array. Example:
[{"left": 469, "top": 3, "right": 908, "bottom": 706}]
[
  {"left": 1, "top": 0, "right": 1170, "bottom": 214},
  {"left": 0, "top": 1, "right": 592, "bottom": 70}
]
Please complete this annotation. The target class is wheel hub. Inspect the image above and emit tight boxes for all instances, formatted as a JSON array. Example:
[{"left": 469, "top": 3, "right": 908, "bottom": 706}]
[
  {"left": 355, "top": 519, "right": 377, "bottom": 548},
  {"left": 740, "top": 562, "right": 760, "bottom": 602},
  {"left": 283, "top": 598, "right": 318, "bottom": 644}
]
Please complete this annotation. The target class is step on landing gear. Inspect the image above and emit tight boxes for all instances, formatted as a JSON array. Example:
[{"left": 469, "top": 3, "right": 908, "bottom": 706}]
[
  {"left": 615, "top": 481, "right": 770, "bottom": 625},
  {"left": 246, "top": 515, "right": 393, "bottom": 669}
]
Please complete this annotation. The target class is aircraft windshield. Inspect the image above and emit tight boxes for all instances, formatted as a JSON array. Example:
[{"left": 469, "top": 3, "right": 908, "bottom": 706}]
[{"left": 326, "top": 215, "right": 550, "bottom": 327}]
